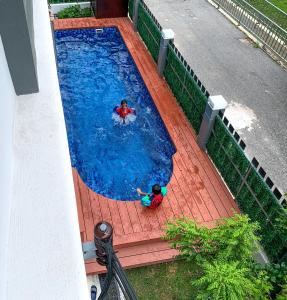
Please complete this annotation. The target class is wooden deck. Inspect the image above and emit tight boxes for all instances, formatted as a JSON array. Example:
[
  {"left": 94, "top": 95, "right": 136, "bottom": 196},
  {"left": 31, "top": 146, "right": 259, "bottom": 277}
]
[{"left": 54, "top": 17, "right": 239, "bottom": 274}]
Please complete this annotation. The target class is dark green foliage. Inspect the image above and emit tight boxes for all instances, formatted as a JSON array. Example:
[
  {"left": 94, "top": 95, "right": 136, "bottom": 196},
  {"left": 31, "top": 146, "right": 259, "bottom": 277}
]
[
  {"left": 275, "top": 206, "right": 287, "bottom": 243},
  {"left": 128, "top": 0, "right": 134, "bottom": 19},
  {"left": 253, "top": 262, "right": 287, "bottom": 298},
  {"left": 137, "top": 3, "right": 161, "bottom": 62},
  {"left": 57, "top": 5, "right": 91, "bottom": 19},
  {"left": 276, "top": 282, "right": 287, "bottom": 300},
  {"left": 193, "top": 261, "right": 271, "bottom": 300},
  {"left": 163, "top": 46, "right": 207, "bottom": 133}
]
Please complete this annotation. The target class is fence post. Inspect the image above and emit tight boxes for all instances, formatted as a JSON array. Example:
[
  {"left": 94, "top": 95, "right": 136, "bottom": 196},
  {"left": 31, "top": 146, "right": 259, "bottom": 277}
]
[
  {"left": 132, "top": 0, "right": 140, "bottom": 31},
  {"left": 197, "top": 95, "right": 228, "bottom": 150},
  {"left": 157, "top": 29, "right": 174, "bottom": 76}
]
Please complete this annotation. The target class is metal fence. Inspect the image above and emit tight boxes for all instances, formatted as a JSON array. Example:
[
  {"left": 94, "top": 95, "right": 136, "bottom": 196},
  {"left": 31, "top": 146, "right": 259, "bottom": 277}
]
[
  {"left": 211, "top": 0, "right": 287, "bottom": 63},
  {"left": 207, "top": 114, "right": 287, "bottom": 262}
]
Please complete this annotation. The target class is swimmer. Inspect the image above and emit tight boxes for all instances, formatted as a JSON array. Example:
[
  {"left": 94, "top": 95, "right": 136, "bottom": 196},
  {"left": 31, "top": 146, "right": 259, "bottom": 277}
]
[
  {"left": 116, "top": 100, "right": 134, "bottom": 120},
  {"left": 113, "top": 99, "right": 136, "bottom": 125}
]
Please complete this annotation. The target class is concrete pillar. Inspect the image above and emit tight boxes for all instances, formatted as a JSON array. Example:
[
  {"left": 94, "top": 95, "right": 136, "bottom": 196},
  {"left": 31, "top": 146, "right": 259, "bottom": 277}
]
[
  {"left": 157, "top": 29, "right": 174, "bottom": 76},
  {"left": 132, "top": 0, "right": 140, "bottom": 31},
  {"left": 197, "top": 95, "right": 228, "bottom": 150},
  {"left": 0, "top": 0, "right": 39, "bottom": 95}
]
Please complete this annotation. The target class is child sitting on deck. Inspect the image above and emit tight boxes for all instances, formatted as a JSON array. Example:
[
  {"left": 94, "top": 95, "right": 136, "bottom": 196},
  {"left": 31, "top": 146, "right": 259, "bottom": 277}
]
[{"left": 137, "top": 184, "right": 167, "bottom": 209}]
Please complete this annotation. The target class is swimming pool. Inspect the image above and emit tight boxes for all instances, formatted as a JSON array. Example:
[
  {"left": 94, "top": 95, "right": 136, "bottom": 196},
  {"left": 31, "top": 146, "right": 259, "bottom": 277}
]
[{"left": 55, "top": 27, "right": 175, "bottom": 200}]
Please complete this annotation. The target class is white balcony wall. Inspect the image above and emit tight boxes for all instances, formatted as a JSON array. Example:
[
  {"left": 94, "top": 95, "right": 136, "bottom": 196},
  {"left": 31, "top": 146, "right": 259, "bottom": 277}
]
[
  {"left": 0, "top": 36, "right": 16, "bottom": 300},
  {"left": 0, "top": 0, "right": 89, "bottom": 299}
]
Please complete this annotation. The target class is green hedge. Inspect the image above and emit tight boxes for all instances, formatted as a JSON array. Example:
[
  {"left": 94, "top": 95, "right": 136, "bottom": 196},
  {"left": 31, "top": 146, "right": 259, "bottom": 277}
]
[
  {"left": 128, "top": 0, "right": 134, "bottom": 19},
  {"left": 163, "top": 45, "right": 208, "bottom": 133},
  {"left": 137, "top": 2, "right": 161, "bottom": 62},
  {"left": 207, "top": 116, "right": 287, "bottom": 262}
]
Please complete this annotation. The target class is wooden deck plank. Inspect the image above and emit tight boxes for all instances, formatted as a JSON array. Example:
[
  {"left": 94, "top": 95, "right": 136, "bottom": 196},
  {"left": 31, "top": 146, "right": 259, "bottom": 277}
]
[
  {"left": 125, "top": 201, "right": 143, "bottom": 233},
  {"left": 77, "top": 174, "right": 94, "bottom": 241},
  {"left": 116, "top": 201, "right": 134, "bottom": 235},
  {"left": 85, "top": 248, "right": 179, "bottom": 274},
  {"left": 171, "top": 121, "right": 224, "bottom": 220},
  {"left": 72, "top": 169, "right": 86, "bottom": 239},
  {"left": 97, "top": 195, "right": 113, "bottom": 233},
  {"left": 88, "top": 189, "right": 103, "bottom": 229},
  {"left": 133, "top": 201, "right": 152, "bottom": 232},
  {"left": 175, "top": 120, "right": 234, "bottom": 217},
  {"left": 107, "top": 200, "right": 124, "bottom": 236},
  {"left": 178, "top": 116, "right": 237, "bottom": 214}
]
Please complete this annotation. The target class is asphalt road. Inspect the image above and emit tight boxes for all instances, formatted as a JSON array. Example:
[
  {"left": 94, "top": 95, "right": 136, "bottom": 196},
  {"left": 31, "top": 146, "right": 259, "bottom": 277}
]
[{"left": 145, "top": 0, "right": 287, "bottom": 193}]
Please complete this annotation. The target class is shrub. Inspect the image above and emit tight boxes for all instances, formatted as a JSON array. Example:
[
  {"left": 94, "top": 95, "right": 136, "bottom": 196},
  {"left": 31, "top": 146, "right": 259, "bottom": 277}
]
[
  {"left": 164, "top": 213, "right": 260, "bottom": 264},
  {"left": 276, "top": 282, "right": 287, "bottom": 300},
  {"left": 57, "top": 5, "right": 92, "bottom": 19},
  {"left": 253, "top": 262, "right": 287, "bottom": 298},
  {"left": 193, "top": 260, "right": 271, "bottom": 300}
]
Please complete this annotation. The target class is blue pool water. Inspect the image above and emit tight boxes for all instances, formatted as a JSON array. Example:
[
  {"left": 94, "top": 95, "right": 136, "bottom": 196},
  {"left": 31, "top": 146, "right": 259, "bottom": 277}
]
[{"left": 55, "top": 27, "right": 175, "bottom": 200}]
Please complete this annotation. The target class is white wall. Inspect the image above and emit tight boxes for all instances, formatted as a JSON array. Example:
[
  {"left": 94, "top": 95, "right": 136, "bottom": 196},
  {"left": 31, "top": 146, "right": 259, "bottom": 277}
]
[
  {"left": 0, "top": 36, "right": 16, "bottom": 300},
  {"left": 2, "top": 0, "right": 90, "bottom": 299}
]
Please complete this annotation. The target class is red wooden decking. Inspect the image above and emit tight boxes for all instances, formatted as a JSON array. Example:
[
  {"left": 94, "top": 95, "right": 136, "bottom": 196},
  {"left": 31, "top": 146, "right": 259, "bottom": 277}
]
[{"left": 54, "top": 17, "right": 239, "bottom": 274}]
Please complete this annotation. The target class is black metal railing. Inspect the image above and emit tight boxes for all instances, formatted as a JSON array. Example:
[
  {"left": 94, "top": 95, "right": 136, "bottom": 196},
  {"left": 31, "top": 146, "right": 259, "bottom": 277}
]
[{"left": 83, "top": 222, "right": 138, "bottom": 300}]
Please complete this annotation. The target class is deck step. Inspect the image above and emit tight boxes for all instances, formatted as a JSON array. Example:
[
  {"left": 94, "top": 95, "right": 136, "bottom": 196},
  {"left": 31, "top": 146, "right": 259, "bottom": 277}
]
[
  {"left": 85, "top": 240, "right": 178, "bottom": 274},
  {"left": 84, "top": 229, "right": 165, "bottom": 249}
]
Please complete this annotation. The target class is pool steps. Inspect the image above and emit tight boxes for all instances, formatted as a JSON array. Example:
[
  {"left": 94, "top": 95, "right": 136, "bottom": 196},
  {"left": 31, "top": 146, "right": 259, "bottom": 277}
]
[{"left": 95, "top": 28, "right": 104, "bottom": 34}]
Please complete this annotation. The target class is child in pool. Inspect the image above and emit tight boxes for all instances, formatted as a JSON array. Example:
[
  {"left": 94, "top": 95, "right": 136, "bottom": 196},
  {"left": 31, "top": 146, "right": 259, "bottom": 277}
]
[
  {"left": 137, "top": 184, "right": 164, "bottom": 209},
  {"left": 116, "top": 99, "right": 134, "bottom": 120}
]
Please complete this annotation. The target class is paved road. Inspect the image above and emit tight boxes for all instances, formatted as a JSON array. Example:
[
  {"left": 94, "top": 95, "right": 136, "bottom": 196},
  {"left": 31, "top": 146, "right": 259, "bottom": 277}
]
[{"left": 145, "top": 0, "right": 287, "bottom": 193}]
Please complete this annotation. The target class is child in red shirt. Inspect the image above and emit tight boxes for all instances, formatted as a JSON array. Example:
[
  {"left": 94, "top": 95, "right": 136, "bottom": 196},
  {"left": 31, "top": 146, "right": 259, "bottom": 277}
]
[
  {"left": 116, "top": 100, "right": 134, "bottom": 119},
  {"left": 137, "top": 184, "right": 164, "bottom": 209}
]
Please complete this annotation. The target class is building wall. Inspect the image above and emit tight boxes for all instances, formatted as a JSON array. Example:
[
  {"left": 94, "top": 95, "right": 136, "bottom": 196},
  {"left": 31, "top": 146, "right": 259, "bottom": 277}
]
[
  {"left": 0, "top": 0, "right": 89, "bottom": 299},
  {"left": 0, "top": 36, "right": 16, "bottom": 300}
]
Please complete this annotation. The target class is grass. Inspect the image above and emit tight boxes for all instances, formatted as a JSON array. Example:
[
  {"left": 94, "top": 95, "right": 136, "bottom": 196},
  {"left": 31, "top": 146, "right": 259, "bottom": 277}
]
[
  {"left": 126, "top": 260, "right": 201, "bottom": 300},
  {"left": 268, "top": 0, "right": 287, "bottom": 13},
  {"left": 245, "top": 0, "right": 287, "bottom": 30}
]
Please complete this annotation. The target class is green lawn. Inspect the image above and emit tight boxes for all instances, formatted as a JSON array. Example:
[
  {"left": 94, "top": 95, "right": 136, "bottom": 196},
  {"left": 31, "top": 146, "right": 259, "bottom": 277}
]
[
  {"left": 268, "top": 0, "right": 287, "bottom": 12},
  {"left": 246, "top": 0, "right": 287, "bottom": 30},
  {"left": 126, "top": 260, "right": 201, "bottom": 300}
]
